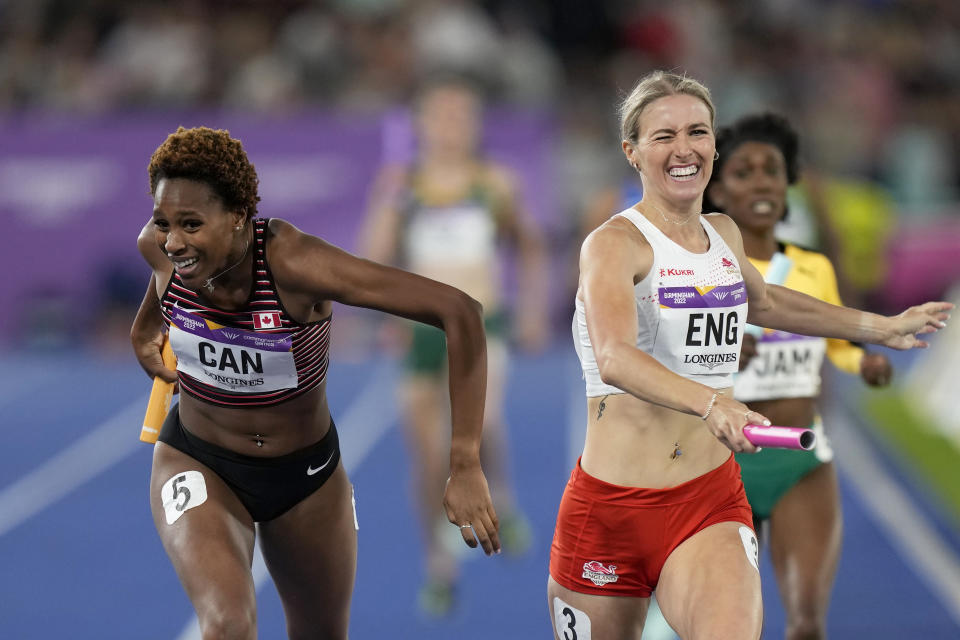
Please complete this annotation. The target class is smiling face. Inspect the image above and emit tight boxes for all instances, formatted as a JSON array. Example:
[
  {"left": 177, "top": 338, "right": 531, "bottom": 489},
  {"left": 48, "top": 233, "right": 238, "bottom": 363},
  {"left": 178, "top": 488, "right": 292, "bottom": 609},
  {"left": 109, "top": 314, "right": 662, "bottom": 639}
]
[
  {"left": 151, "top": 177, "right": 245, "bottom": 285},
  {"left": 708, "top": 140, "right": 789, "bottom": 235},
  {"left": 624, "top": 93, "right": 716, "bottom": 209}
]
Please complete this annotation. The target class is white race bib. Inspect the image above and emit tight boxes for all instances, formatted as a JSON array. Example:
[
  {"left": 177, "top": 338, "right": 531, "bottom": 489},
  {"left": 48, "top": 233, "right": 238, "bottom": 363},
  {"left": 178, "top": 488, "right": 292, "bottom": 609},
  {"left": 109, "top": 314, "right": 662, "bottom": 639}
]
[
  {"left": 169, "top": 307, "right": 298, "bottom": 393},
  {"left": 161, "top": 470, "right": 208, "bottom": 525},
  {"left": 655, "top": 282, "right": 748, "bottom": 375},
  {"left": 735, "top": 332, "right": 826, "bottom": 401}
]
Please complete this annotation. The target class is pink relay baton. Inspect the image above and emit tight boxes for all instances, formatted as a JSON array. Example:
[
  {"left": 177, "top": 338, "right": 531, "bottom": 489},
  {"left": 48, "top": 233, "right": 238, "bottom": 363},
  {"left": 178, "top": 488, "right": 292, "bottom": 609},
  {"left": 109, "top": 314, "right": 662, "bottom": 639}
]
[{"left": 743, "top": 425, "right": 816, "bottom": 451}]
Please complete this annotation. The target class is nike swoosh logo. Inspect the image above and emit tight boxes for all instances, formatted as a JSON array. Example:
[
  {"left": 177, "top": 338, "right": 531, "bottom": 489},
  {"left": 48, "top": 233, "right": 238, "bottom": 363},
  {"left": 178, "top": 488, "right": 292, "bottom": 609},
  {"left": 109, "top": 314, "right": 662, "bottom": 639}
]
[{"left": 306, "top": 450, "right": 336, "bottom": 476}]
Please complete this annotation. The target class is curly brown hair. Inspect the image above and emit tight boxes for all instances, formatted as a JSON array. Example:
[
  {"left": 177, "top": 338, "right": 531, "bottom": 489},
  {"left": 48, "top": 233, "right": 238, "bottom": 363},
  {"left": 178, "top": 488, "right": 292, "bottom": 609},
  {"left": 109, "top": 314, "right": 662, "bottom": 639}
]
[{"left": 148, "top": 126, "right": 260, "bottom": 220}]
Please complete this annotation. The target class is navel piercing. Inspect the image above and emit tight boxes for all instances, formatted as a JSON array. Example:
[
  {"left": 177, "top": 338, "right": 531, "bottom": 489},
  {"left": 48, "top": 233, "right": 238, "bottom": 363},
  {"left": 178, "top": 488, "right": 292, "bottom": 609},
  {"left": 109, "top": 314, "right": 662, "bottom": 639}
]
[
  {"left": 671, "top": 442, "right": 682, "bottom": 459},
  {"left": 255, "top": 434, "right": 263, "bottom": 447}
]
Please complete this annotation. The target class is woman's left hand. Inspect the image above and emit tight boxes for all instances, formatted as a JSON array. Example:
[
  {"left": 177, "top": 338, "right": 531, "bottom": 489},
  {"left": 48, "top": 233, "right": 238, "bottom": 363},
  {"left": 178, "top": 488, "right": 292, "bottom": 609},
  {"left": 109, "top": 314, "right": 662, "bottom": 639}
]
[
  {"left": 443, "top": 462, "right": 501, "bottom": 556},
  {"left": 861, "top": 353, "right": 893, "bottom": 387},
  {"left": 883, "top": 301, "right": 953, "bottom": 350}
]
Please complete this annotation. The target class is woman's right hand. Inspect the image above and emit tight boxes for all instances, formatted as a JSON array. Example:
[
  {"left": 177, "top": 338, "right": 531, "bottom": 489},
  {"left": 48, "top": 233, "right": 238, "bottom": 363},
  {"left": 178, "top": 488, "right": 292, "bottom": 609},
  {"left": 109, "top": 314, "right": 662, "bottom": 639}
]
[
  {"left": 130, "top": 275, "right": 177, "bottom": 384},
  {"left": 132, "top": 330, "right": 178, "bottom": 384},
  {"left": 703, "top": 393, "right": 768, "bottom": 453}
]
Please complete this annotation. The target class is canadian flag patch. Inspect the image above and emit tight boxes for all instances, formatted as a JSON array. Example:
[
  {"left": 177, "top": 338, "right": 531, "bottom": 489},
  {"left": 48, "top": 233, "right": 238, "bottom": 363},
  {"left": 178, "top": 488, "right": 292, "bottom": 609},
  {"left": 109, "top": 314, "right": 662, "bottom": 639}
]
[{"left": 253, "top": 311, "right": 282, "bottom": 329}]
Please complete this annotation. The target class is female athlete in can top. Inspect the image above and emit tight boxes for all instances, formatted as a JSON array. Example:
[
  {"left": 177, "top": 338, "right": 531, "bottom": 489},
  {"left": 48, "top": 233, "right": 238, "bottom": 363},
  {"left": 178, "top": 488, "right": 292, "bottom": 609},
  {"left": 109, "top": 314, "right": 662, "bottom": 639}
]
[
  {"left": 130, "top": 126, "right": 499, "bottom": 640},
  {"left": 706, "top": 112, "right": 892, "bottom": 640},
  {"left": 548, "top": 71, "right": 951, "bottom": 640}
]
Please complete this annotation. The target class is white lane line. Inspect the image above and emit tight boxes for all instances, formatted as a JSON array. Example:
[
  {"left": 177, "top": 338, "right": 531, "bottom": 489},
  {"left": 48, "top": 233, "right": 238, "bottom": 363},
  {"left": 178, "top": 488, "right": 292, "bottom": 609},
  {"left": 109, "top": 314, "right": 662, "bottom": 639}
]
[
  {"left": 0, "top": 395, "right": 148, "bottom": 537},
  {"left": 827, "top": 401, "right": 960, "bottom": 628},
  {"left": 0, "top": 362, "right": 72, "bottom": 411},
  {"left": 337, "top": 362, "right": 399, "bottom": 471},
  {"left": 175, "top": 361, "right": 398, "bottom": 640}
]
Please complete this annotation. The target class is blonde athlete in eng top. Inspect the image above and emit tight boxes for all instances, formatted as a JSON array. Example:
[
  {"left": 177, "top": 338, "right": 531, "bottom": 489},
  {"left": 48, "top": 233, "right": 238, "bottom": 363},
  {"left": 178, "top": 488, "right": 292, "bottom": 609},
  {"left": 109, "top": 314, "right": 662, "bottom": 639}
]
[{"left": 547, "top": 70, "right": 951, "bottom": 640}]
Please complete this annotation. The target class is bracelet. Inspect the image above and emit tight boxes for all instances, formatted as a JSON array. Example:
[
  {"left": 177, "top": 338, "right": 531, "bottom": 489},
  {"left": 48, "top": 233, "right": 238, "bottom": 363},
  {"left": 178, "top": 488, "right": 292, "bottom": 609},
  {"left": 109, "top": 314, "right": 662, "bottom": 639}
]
[{"left": 701, "top": 392, "right": 719, "bottom": 421}]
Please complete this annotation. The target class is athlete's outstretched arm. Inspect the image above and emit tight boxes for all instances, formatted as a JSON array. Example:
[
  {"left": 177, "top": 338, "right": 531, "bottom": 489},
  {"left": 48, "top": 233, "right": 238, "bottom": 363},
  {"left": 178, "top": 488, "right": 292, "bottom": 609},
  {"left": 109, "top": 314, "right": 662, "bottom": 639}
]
[
  {"left": 268, "top": 219, "right": 500, "bottom": 555},
  {"left": 707, "top": 214, "right": 952, "bottom": 349},
  {"left": 755, "top": 286, "right": 950, "bottom": 349}
]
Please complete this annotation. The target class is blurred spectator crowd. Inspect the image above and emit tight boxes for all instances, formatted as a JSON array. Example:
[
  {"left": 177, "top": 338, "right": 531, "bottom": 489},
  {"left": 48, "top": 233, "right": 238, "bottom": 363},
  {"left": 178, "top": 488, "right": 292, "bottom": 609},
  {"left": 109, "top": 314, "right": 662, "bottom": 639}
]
[
  {"left": 2, "top": 0, "right": 958, "bottom": 203},
  {"left": 3, "top": 0, "right": 960, "bottom": 315}
]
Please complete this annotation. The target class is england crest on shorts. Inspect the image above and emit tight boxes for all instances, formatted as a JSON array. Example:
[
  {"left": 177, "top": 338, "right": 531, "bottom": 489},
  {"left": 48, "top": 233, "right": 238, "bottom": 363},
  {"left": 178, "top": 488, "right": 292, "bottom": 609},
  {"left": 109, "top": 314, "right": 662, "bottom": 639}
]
[{"left": 582, "top": 560, "right": 619, "bottom": 586}]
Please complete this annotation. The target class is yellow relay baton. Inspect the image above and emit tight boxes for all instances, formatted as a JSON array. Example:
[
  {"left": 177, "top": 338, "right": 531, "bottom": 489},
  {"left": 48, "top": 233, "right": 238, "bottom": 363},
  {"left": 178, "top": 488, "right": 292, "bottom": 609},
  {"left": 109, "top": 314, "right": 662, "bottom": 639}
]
[{"left": 140, "top": 336, "right": 177, "bottom": 444}]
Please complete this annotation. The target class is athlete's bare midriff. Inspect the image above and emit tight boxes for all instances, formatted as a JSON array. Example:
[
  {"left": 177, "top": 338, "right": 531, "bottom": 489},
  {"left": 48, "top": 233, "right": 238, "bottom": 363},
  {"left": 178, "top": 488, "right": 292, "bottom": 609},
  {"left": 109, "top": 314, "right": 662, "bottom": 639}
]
[
  {"left": 409, "top": 261, "right": 500, "bottom": 311},
  {"left": 581, "top": 388, "right": 734, "bottom": 488},
  {"left": 177, "top": 381, "right": 333, "bottom": 457}
]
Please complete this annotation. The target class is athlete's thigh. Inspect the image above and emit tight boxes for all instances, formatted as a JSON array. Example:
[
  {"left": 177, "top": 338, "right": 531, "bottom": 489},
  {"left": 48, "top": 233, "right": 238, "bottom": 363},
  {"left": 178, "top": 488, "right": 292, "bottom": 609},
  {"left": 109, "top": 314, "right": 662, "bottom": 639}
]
[
  {"left": 400, "top": 375, "right": 447, "bottom": 433},
  {"left": 256, "top": 462, "right": 357, "bottom": 637},
  {"left": 656, "top": 521, "right": 762, "bottom": 640},
  {"left": 768, "top": 462, "right": 842, "bottom": 610},
  {"left": 150, "top": 442, "right": 257, "bottom": 610},
  {"left": 548, "top": 576, "right": 648, "bottom": 640},
  {"left": 399, "top": 375, "right": 448, "bottom": 473}
]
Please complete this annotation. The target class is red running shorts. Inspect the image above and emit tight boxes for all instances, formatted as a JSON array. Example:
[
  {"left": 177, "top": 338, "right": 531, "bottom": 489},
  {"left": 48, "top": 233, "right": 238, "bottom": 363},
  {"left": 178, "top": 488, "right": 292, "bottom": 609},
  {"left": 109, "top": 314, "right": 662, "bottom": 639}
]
[{"left": 549, "top": 454, "right": 753, "bottom": 597}]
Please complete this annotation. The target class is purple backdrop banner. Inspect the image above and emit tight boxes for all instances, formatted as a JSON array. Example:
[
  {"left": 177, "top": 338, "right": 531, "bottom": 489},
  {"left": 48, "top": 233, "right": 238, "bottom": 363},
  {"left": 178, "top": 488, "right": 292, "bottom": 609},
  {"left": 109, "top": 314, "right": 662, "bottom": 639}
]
[{"left": 0, "top": 111, "right": 557, "bottom": 345}]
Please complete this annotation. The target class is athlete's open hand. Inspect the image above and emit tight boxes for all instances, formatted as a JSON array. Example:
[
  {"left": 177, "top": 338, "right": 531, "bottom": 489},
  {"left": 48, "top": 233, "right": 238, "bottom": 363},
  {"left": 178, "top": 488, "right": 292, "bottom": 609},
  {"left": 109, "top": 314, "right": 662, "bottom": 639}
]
[
  {"left": 443, "top": 463, "right": 501, "bottom": 556},
  {"left": 882, "top": 301, "right": 953, "bottom": 350}
]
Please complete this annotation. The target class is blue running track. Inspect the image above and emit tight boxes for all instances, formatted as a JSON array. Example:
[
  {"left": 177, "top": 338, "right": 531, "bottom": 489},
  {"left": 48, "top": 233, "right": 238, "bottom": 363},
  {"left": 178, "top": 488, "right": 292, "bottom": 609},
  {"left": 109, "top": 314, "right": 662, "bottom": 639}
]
[{"left": 1, "top": 346, "right": 958, "bottom": 639}]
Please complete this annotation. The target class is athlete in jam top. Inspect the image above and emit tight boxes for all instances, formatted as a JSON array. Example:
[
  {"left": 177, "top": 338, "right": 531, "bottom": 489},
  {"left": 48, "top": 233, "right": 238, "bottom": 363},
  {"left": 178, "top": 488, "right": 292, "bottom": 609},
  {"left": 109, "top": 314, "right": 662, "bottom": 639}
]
[
  {"left": 130, "top": 126, "right": 499, "bottom": 640},
  {"left": 547, "top": 71, "right": 951, "bottom": 640},
  {"left": 705, "top": 112, "right": 892, "bottom": 640},
  {"left": 360, "top": 76, "right": 546, "bottom": 615}
]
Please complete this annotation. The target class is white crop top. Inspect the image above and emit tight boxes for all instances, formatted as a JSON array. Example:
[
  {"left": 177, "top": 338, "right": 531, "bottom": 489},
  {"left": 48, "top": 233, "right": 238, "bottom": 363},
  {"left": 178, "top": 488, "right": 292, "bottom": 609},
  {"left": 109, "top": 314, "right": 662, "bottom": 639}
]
[{"left": 573, "top": 208, "right": 748, "bottom": 397}]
